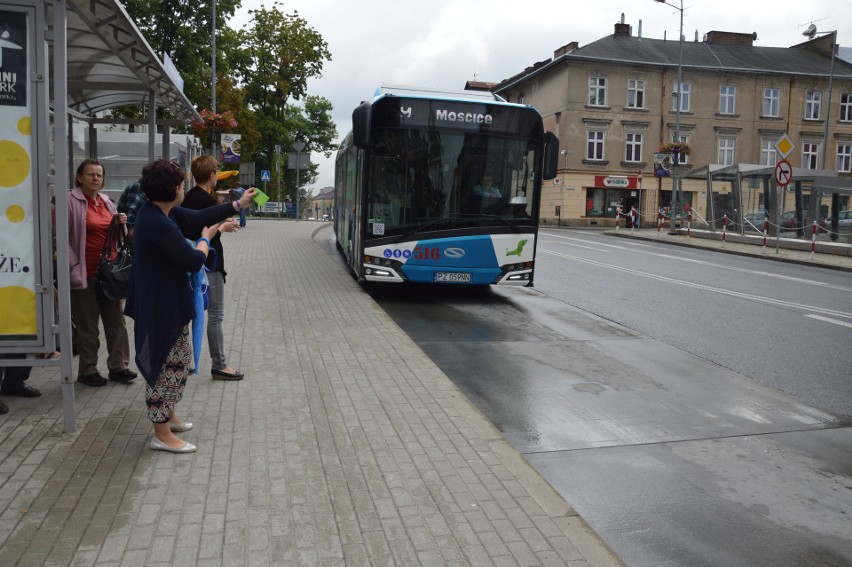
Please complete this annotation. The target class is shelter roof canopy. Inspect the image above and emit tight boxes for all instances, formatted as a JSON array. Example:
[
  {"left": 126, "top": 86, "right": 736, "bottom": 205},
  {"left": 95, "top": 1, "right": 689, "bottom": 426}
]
[{"left": 50, "top": 0, "right": 200, "bottom": 123}]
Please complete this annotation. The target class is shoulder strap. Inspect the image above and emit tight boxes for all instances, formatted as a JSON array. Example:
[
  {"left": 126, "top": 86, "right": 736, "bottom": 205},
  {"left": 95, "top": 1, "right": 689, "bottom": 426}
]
[{"left": 101, "top": 215, "right": 121, "bottom": 258}]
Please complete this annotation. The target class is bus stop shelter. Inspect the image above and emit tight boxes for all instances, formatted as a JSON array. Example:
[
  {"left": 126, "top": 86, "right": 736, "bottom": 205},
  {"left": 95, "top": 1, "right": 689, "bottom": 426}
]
[
  {"left": 0, "top": 0, "right": 200, "bottom": 431},
  {"left": 683, "top": 163, "right": 850, "bottom": 236}
]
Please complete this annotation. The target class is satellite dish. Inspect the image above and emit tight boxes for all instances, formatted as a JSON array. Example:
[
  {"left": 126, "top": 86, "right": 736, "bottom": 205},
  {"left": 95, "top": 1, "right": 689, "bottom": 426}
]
[{"left": 803, "top": 24, "right": 817, "bottom": 39}]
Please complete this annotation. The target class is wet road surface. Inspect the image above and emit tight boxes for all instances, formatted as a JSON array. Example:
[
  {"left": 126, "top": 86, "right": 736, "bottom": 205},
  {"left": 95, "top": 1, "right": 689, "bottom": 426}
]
[{"left": 367, "top": 282, "right": 852, "bottom": 567}]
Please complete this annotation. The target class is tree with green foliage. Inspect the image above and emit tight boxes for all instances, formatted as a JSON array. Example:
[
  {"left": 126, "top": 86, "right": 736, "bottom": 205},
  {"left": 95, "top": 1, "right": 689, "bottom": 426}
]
[
  {"left": 120, "top": 0, "right": 337, "bottom": 195},
  {"left": 123, "top": 0, "right": 242, "bottom": 108},
  {"left": 236, "top": 4, "right": 333, "bottom": 171}
]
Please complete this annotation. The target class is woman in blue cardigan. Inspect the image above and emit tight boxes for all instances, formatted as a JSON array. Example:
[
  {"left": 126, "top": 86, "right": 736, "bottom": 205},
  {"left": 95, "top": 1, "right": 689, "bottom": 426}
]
[{"left": 125, "top": 160, "right": 254, "bottom": 453}]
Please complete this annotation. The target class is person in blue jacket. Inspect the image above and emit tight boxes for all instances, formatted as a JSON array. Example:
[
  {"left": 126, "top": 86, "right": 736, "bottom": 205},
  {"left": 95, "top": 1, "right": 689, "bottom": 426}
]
[{"left": 125, "top": 159, "right": 254, "bottom": 453}]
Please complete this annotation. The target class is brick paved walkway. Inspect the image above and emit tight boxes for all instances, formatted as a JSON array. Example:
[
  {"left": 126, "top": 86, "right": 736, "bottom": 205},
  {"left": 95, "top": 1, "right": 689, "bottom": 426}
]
[{"left": 0, "top": 220, "right": 620, "bottom": 566}]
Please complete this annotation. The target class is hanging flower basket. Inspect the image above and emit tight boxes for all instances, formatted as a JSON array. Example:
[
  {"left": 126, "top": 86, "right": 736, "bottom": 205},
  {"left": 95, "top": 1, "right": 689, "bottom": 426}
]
[
  {"left": 658, "top": 141, "right": 691, "bottom": 156},
  {"left": 191, "top": 109, "right": 238, "bottom": 132}
]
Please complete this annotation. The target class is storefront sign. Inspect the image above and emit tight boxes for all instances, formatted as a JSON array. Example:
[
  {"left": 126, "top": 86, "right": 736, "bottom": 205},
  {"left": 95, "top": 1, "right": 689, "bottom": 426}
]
[{"left": 594, "top": 175, "right": 638, "bottom": 189}]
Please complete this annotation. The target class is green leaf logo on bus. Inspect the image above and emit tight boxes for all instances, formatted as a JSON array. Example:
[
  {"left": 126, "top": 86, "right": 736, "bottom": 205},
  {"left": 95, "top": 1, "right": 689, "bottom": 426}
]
[{"left": 506, "top": 239, "right": 528, "bottom": 257}]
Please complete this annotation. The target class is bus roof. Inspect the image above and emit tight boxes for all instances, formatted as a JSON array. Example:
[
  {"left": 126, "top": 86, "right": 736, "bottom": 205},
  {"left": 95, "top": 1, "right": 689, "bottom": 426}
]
[{"left": 373, "top": 83, "right": 512, "bottom": 105}]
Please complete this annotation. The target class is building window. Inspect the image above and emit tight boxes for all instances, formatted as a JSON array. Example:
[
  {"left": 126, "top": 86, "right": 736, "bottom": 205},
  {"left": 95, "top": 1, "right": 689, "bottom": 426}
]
[
  {"left": 587, "top": 130, "right": 605, "bottom": 160},
  {"left": 627, "top": 79, "right": 645, "bottom": 109},
  {"left": 719, "top": 86, "right": 736, "bottom": 115},
  {"left": 718, "top": 136, "right": 736, "bottom": 166},
  {"left": 672, "top": 82, "right": 690, "bottom": 112},
  {"left": 802, "top": 142, "right": 819, "bottom": 169},
  {"left": 805, "top": 91, "right": 822, "bottom": 120},
  {"left": 837, "top": 144, "right": 852, "bottom": 173},
  {"left": 763, "top": 88, "right": 780, "bottom": 117},
  {"left": 625, "top": 133, "right": 643, "bottom": 162},
  {"left": 585, "top": 188, "right": 626, "bottom": 218},
  {"left": 669, "top": 133, "right": 690, "bottom": 165},
  {"left": 840, "top": 93, "right": 852, "bottom": 122},
  {"left": 589, "top": 76, "right": 607, "bottom": 107},
  {"left": 760, "top": 139, "right": 777, "bottom": 166}
]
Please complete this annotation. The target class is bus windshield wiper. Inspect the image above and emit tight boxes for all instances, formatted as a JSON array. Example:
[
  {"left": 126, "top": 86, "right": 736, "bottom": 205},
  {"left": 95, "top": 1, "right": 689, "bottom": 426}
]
[
  {"left": 393, "top": 214, "right": 466, "bottom": 242},
  {"left": 393, "top": 213, "right": 520, "bottom": 243},
  {"left": 480, "top": 214, "right": 521, "bottom": 232}
]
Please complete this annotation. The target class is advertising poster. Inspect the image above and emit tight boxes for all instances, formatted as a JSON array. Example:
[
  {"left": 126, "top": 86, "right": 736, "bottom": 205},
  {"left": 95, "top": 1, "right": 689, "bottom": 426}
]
[
  {"left": 653, "top": 152, "right": 671, "bottom": 178},
  {"left": 220, "top": 133, "right": 241, "bottom": 163},
  {"left": 0, "top": 9, "right": 36, "bottom": 337}
]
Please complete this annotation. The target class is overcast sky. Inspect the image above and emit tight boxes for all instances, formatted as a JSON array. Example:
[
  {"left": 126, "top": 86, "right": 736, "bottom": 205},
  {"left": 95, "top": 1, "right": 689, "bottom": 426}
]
[{"left": 232, "top": 0, "right": 852, "bottom": 191}]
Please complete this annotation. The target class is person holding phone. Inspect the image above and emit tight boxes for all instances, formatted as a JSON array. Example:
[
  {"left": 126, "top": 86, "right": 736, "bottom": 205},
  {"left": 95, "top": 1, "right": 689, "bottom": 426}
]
[
  {"left": 125, "top": 159, "right": 254, "bottom": 453},
  {"left": 180, "top": 156, "right": 244, "bottom": 381}
]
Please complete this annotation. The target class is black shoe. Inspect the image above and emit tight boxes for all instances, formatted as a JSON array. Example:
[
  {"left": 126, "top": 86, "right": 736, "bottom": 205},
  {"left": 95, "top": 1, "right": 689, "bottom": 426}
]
[
  {"left": 211, "top": 368, "right": 244, "bottom": 381},
  {"left": 77, "top": 373, "right": 108, "bottom": 387},
  {"left": 0, "top": 382, "right": 42, "bottom": 398},
  {"left": 0, "top": 399, "right": 8, "bottom": 414},
  {"left": 108, "top": 369, "right": 137, "bottom": 384}
]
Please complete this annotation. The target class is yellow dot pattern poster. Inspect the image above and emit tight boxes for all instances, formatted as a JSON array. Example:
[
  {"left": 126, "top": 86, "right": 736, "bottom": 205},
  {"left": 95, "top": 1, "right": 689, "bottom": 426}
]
[{"left": 0, "top": 9, "right": 37, "bottom": 336}]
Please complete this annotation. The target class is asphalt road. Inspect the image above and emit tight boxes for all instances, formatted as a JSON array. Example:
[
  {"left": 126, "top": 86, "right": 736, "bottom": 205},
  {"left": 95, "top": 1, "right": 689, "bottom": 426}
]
[
  {"left": 354, "top": 229, "right": 852, "bottom": 567},
  {"left": 535, "top": 229, "right": 852, "bottom": 417}
]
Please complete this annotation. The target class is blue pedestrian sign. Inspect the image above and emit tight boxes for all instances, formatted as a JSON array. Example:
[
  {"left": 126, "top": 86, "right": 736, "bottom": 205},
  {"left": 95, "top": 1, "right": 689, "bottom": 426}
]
[{"left": 260, "top": 170, "right": 271, "bottom": 182}]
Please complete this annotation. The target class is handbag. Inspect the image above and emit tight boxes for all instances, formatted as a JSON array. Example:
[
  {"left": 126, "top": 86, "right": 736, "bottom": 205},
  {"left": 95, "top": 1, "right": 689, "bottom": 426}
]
[{"left": 93, "top": 215, "right": 133, "bottom": 301}]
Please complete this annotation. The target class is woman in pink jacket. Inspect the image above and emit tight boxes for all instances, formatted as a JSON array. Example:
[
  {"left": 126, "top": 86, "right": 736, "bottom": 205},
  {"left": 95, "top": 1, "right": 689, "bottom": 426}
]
[{"left": 68, "top": 159, "right": 136, "bottom": 387}]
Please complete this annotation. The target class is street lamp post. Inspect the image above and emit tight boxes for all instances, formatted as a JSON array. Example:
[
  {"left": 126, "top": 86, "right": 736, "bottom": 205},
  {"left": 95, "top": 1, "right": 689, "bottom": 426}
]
[
  {"left": 295, "top": 139, "right": 304, "bottom": 220},
  {"left": 803, "top": 25, "right": 838, "bottom": 240},
  {"left": 211, "top": 0, "right": 217, "bottom": 157},
  {"left": 654, "top": 0, "right": 684, "bottom": 235}
]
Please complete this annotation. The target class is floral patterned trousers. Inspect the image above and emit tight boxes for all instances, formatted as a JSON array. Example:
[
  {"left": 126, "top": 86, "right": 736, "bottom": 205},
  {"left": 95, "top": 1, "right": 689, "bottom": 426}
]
[{"left": 146, "top": 326, "right": 191, "bottom": 423}]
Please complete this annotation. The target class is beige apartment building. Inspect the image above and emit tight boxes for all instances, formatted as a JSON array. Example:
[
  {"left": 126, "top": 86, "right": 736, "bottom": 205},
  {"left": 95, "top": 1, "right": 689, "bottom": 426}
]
[{"left": 490, "top": 21, "right": 852, "bottom": 231}]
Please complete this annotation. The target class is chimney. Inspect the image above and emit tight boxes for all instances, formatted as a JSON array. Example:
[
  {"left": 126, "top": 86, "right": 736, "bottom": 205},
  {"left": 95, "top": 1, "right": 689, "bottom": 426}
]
[
  {"left": 614, "top": 22, "right": 632, "bottom": 36},
  {"left": 554, "top": 42, "right": 579, "bottom": 58},
  {"left": 703, "top": 31, "right": 757, "bottom": 46}
]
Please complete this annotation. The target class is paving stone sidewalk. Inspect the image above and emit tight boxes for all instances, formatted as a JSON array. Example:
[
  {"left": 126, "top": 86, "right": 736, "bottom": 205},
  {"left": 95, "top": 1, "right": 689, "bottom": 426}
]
[{"left": 0, "top": 220, "right": 621, "bottom": 566}]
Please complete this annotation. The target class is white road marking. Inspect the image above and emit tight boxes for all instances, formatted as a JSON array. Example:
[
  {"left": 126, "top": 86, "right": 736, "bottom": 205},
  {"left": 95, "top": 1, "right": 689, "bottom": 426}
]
[
  {"left": 539, "top": 248, "right": 852, "bottom": 320},
  {"left": 538, "top": 231, "right": 852, "bottom": 293},
  {"left": 804, "top": 314, "right": 852, "bottom": 329}
]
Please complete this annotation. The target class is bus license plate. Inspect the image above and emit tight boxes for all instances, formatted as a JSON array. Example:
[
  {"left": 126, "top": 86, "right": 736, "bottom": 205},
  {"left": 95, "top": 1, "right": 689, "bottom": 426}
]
[{"left": 434, "top": 272, "right": 471, "bottom": 283}]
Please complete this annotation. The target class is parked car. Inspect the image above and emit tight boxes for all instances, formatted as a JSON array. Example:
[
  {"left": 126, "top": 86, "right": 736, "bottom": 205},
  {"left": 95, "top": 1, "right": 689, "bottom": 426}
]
[
  {"left": 743, "top": 211, "right": 767, "bottom": 232},
  {"left": 780, "top": 211, "right": 827, "bottom": 232},
  {"left": 838, "top": 210, "right": 852, "bottom": 230}
]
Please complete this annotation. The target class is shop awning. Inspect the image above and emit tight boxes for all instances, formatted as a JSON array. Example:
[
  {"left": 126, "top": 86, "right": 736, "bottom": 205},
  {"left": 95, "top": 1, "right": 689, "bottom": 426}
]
[{"left": 217, "top": 170, "right": 240, "bottom": 180}]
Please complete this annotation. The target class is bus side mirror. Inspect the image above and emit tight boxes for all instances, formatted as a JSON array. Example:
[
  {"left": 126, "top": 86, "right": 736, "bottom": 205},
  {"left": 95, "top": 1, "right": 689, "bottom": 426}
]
[
  {"left": 542, "top": 131, "right": 559, "bottom": 180},
  {"left": 352, "top": 102, "right": 371, "bottom": 149}
]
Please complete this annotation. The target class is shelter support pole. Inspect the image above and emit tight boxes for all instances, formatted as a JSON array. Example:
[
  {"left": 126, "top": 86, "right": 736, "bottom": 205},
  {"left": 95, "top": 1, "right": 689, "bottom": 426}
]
[
  {"left": 54, "top": 0, "right": 77, "bottom": 432},
  {"left": 162, "top": 126, "right": 170, "bottom": 161},
  {"left": 830, "top": 193, "right": 839, "bottom": 241},
  {"left": 88, "top": 122, "right": 97, "bottom": 158},
  {"left": 148, "top": 91, "right": 156, "bottom": 162},
  {"left": 67, "top": 114, "right": 73, "bottom": 185},
  {"left": 733, "top": 172, "right": 743, "bottom": 234},
  {"left": 705, "top": 174, "right": 714, "bottom": 231},
  {"left": 765, "top": 176, "right": 777, "bottom": 238},
  {"left": 765, "top": 177, "right": 776, "bottom": 238},
  {"left": 794, "top": 181, "right": 804, "bottom": 238}
]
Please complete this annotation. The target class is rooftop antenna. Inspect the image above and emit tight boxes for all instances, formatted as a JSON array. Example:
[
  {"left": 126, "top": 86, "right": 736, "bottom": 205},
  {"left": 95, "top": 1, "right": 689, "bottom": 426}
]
[
  {"left": 798, "top": 17, "right": 829, "bottom": 29},
  {"left": 802, "top": 23, "right": 817, "bottom": 39}
]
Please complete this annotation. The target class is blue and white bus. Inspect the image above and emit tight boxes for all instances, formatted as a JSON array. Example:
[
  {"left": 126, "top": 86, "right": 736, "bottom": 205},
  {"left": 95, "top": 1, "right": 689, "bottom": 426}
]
[{"left": 334, "top": 84, "right": 558, "bottom": 285}]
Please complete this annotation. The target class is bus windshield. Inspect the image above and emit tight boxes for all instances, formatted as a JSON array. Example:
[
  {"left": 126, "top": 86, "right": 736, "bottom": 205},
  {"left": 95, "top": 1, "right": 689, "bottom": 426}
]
[{"left": 366, "top": 126, "right": 540, "bottom": 238}]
